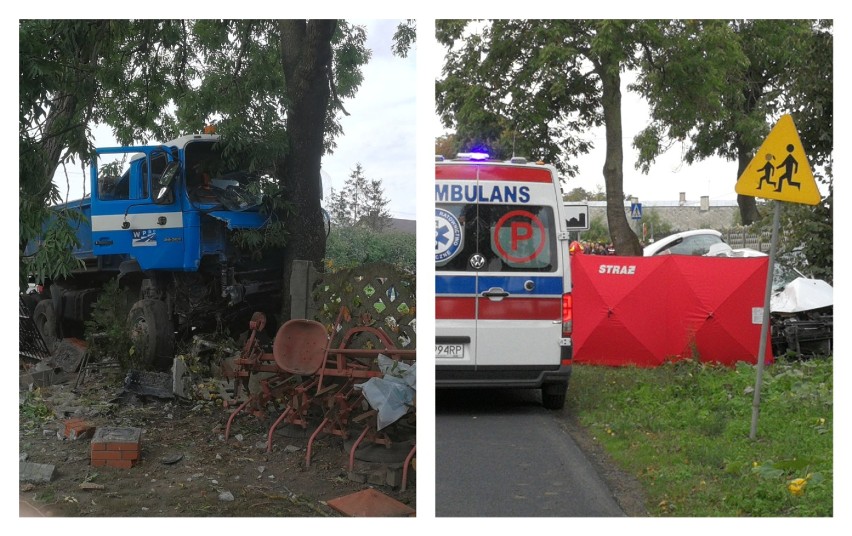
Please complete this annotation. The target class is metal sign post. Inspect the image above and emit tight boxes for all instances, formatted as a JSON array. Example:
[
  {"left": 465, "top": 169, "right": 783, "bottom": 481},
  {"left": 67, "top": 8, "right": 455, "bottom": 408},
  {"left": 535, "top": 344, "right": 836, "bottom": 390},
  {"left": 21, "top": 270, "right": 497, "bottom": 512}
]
[
  {"left": 749, "top": 201, "right": 782, "bottom": 440},
  {"left": 735, "top": 114, "right": 819, "bottom": 440}
]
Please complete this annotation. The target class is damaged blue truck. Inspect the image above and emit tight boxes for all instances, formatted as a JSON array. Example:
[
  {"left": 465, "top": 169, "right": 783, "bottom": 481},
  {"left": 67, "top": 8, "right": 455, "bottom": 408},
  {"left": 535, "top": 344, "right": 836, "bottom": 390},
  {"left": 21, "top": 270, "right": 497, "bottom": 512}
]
[{"left": 24, "top": 133, "right": 285, "bottom": 368}]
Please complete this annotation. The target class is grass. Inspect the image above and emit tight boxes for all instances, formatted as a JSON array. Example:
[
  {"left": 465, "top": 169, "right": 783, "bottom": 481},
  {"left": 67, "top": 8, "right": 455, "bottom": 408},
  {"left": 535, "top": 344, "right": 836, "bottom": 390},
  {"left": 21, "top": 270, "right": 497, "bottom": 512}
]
[
  {"left": 565, "top": 356, "right": 833, "bottom": 516},
  {"left": 19, "top": 389, "right": 53, "bottom": 425}
]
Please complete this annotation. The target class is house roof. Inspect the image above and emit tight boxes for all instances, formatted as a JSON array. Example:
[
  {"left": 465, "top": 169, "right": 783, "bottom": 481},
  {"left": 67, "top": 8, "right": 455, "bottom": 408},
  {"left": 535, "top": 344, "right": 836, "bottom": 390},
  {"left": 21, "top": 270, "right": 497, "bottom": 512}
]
[{"left": 386, "top": 218, "right": 415, "bottom": 234}]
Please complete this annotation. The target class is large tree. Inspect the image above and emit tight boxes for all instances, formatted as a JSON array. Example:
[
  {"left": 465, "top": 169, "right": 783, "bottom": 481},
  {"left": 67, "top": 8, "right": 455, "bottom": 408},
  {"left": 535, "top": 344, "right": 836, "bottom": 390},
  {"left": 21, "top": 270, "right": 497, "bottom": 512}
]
[
  {"left": 21, "top": 20, "right": 413, "bottom": 317},
  {"left": 20, "top": 20, "right": 190, "bottom": 289},
  {"left": 436, "top": 20, "right": 644, "bottom": 255},
  {"left": 632, "top": 19, "right": 833, "bottom": 226},
  {"left": 328, "top": 163, "right": 392, "bottom": 231}
]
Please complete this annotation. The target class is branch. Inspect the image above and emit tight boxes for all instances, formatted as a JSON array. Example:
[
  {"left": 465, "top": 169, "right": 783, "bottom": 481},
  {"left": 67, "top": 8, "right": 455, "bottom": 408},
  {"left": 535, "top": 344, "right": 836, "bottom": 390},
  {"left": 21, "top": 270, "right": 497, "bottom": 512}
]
[{"left": 326, "top": 60, "right": 350, "bottom": 117}]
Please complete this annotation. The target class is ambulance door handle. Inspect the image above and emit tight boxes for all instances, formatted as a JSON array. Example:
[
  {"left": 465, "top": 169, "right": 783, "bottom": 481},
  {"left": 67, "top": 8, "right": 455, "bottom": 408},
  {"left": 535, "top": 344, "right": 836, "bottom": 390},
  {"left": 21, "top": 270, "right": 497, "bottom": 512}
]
[{"left": 482, "top": 287, "right": 509, "bottom": 299}]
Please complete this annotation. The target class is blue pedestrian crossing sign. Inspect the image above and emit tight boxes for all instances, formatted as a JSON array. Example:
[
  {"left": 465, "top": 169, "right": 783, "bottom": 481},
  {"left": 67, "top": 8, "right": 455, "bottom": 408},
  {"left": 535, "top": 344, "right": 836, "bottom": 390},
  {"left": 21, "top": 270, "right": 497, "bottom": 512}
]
[
  {"left": 630, "top": 202, "right": 642, "bottom": 220},
  {"left": 735, "top": 114, "right": 820, "bottom": 205}
]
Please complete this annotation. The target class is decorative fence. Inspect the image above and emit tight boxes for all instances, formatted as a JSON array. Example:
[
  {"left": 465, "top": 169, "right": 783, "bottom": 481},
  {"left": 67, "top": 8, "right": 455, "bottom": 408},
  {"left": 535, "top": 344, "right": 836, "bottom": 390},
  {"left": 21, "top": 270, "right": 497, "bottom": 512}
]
[
  {"left": 291, "top": 261, "right": 416, "bottom": 353},
  {"left": 721, "top": 228, "right": 773, "bottom": 253}
]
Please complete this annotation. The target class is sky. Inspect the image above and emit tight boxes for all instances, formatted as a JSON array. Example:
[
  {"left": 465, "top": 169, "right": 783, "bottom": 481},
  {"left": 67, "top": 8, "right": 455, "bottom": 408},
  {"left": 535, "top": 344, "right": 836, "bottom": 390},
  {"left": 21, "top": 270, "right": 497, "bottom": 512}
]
[{"left": 321, "top": 20, "right": 417, "bottom": 219}]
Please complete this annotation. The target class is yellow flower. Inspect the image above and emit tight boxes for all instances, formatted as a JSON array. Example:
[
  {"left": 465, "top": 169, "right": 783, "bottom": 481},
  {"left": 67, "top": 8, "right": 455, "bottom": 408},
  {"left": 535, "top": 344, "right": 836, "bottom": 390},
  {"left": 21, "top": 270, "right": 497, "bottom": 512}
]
[{"left": 788, "top": 478, "right": 808, "bottom": 496}]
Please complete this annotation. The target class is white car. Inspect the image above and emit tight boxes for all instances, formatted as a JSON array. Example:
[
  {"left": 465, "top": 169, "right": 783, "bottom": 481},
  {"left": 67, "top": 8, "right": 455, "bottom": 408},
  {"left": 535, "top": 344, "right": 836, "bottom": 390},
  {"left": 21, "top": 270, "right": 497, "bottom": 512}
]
[{"left": 643, "top": 229, "right": 733, "bottom": 257}]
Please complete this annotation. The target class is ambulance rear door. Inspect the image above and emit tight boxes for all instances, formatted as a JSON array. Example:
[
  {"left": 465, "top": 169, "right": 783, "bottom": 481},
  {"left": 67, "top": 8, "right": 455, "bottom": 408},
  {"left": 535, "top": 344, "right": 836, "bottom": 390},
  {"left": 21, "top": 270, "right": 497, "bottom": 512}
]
[
  {"left": 436, "top": 162, "right": 564, "bottom": 377},
  {"left": 473, "top": 164, "right": 564, "bottom": 371}
]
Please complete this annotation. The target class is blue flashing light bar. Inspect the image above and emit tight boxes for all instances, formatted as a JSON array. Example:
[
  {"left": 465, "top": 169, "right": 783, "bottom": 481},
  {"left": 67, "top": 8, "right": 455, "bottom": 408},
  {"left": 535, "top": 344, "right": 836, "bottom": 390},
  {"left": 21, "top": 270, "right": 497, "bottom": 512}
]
[{"left": 456, "top": 152, "right": 490, "bottom": 161}]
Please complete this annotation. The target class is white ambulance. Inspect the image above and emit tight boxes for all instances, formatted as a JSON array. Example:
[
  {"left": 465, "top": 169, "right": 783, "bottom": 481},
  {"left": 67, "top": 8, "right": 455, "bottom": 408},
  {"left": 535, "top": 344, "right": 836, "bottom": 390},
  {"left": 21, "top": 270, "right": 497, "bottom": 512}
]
[{"left": 435, "top": 154, "right": 573, "bottom": 409}]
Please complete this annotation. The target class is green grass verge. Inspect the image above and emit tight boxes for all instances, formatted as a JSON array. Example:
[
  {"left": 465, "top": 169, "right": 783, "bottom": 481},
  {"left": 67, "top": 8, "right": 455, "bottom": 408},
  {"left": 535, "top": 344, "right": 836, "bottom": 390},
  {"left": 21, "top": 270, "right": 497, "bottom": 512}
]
[{"left": 565, "top": 357, "right": 833, "bottom": 516}]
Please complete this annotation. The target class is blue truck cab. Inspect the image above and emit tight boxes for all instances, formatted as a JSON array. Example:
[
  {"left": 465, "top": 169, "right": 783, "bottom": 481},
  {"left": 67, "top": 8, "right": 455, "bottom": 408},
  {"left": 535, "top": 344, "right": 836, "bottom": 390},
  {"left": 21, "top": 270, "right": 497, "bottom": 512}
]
[{"left": 27, "top": 132, "right": 283, "bottom": 367}]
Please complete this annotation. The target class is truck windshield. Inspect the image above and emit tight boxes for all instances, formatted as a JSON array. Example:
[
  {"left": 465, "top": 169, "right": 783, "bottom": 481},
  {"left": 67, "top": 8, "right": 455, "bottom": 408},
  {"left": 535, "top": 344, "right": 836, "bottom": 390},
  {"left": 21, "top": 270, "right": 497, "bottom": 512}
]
[{"left": 185, "top": 141, "right": 263, "bottom": 211}]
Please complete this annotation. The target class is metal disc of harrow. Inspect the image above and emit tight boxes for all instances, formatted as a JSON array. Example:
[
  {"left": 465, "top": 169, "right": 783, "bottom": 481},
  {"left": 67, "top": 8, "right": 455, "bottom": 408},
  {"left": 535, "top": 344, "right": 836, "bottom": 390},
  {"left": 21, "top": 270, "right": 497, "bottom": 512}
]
[{"left": 272, "top": 319, "right": 329, "bottom": 375}]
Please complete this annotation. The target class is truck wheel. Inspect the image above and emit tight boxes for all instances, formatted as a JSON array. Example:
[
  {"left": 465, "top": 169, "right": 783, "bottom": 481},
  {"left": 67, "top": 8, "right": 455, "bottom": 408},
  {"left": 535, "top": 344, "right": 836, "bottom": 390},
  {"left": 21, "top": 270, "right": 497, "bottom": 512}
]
[
  {"left": 542, "top": 382, "right": 568, "bottom": 410},
  {"left": 33, "top": 299, "right": 59, "bottom": 353},
  {"left": 127, "top": 299, "right": 174, "bottom": 370}
]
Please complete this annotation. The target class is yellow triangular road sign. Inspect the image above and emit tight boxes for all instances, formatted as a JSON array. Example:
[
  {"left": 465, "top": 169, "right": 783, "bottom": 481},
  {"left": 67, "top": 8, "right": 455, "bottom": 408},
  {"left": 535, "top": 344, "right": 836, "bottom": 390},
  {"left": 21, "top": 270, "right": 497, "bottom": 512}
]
[{"left": 735, "top": 114, "right": 820, "bottom": 205}]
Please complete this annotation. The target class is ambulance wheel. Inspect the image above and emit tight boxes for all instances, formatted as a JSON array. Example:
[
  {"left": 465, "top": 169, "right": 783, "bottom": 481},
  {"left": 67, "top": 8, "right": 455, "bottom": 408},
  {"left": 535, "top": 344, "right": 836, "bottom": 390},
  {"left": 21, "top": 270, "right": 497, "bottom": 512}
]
[
  {"left": 33, "top": 299, "right": 59, "bottom": 353},
  {"left": 542, "top": 382, "right": 567, "bottom": 410},
  {"left": 127, "top": 299, "right": 174, "bottom": 370}
]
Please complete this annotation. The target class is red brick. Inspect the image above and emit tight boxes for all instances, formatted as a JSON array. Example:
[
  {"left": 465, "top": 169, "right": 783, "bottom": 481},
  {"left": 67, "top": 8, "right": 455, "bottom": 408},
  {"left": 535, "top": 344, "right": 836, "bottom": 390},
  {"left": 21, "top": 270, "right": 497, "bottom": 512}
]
[
  {"left": 91, "top": 450, "right": 122, "bottom": 460},
  {"left": 107, "top": 460, "right": 135, "bottom": 469},
  {"left": 66, "top": 421, "right": 95, "bottom": 440},
  {"left": 121, "top": 450, "right": 140, "bottom": 461},
  {"left": 91, "top": 459, "right": 107, "bottom": 467},
  {"left": 91, "top": 441, "right": 107, "bottom": 451},
  {"left": 106, "top": 442, "right": 140, "bottom": 451}
]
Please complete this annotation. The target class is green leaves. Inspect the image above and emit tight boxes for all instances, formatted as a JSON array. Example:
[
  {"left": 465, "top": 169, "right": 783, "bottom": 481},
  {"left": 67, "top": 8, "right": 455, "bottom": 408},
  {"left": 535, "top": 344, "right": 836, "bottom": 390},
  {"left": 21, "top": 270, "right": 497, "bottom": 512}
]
[
  {"left": 21, "top": 19, "right": 382, "bottom": 286},
  {"left": 325, "top": 226, "right": 414, "bottom": 273},
  {"left": 436, "top": 19, "right": 606, "bottom": 176},
  {"left": 632, "top": 19, "right": 832, "bottom": 226},
  {"left": 391, "top": 20, "right": 416, "bottom": 58},
  {"left": 327, "top": 163, "right": 392, "bottom": 232}
]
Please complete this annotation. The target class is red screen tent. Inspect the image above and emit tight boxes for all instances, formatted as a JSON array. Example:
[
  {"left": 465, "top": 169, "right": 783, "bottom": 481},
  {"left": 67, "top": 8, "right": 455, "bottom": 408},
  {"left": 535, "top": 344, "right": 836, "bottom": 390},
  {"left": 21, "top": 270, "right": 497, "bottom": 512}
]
[{"left": 571, "top": 254, "right": 773, "bottom": 367}]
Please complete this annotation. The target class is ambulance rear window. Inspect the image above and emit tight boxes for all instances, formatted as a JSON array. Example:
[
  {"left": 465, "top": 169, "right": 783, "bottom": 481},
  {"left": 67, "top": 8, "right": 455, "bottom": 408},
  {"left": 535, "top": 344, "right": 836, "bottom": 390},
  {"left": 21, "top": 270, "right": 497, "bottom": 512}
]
[{"left": 436, "top": 203, "right": 557, "bottom": 272}]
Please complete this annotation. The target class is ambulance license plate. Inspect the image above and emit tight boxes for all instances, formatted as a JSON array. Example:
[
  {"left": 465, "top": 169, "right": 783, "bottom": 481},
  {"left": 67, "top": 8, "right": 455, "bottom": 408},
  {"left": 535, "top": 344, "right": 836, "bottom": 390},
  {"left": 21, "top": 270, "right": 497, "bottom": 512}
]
[{"left": 435, "top": 344, "right": 464, "bottom": 359}]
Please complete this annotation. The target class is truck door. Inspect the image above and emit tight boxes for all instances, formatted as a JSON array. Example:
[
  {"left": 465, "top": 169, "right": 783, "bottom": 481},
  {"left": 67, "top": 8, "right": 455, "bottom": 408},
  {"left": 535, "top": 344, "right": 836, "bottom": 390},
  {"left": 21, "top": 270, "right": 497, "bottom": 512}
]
[
  {"left": 90, "top": 147, "right": 186, "bottom": 271},
  {"left": 436, "top": 164, "right": 564, "bottom": 371}
]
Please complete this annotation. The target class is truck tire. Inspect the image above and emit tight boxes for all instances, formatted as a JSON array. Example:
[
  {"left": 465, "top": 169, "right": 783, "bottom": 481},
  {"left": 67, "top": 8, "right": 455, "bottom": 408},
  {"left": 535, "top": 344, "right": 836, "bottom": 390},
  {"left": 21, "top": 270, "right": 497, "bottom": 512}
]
[
  {"left": 542, "top": 382, "right": 568, "bottom": 410},
  {"left": 127, "top": 299, "right": 174, "bottom": 370},
  {"left": 33, "top": 299, "right": 59, "bottom": 353}
]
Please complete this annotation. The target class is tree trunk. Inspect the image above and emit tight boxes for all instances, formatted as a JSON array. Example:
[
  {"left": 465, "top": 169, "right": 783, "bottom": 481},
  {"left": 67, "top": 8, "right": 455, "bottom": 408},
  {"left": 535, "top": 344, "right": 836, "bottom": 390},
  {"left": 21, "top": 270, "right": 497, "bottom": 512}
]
[
  {"left": 19, "top": 93, "right": 81, "bottom": 258},
  {"left": 277, "top": 20, "right": 336, "bottom": 322},
  {"left": 598, "top": 62, "right": 642, "bottom": 256},
  {"left": 736, "top": 143, "right": 761, "bottom": 225}
]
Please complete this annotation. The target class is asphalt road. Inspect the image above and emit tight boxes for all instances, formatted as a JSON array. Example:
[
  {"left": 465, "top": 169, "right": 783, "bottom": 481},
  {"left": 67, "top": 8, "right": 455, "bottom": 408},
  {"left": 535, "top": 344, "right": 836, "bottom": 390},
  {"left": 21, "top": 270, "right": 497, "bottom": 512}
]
[{"left": 436, "top": 388, "right": 625, "bottom": 517}]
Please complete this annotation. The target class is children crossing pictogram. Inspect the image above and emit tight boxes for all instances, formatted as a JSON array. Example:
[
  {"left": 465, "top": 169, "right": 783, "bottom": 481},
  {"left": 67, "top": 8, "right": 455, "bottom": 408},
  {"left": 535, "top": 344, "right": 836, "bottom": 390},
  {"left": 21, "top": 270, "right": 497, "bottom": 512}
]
[
  {"left": 735, "top": 114, "right": 820, "bottom": 205},
  {"left": 773, "top": 144, "right": 800, "bottom": 192}
]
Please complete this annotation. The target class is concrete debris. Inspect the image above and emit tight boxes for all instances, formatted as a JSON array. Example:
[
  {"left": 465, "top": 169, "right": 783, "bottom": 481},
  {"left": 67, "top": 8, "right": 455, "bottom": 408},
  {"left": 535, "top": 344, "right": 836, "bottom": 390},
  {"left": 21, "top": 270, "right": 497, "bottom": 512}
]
[
  {"left": 52, "top": 338, "right": 88, "bottom": 373},
  {"left": 172, "top": 358, "right": 190, "bottom": 399},
  {"left": 21, "top": 366, "right": 71, "bottom": 390},
  {"left": 218, "top": 491, "right": 235, "bottom": 502},
  {"left": 20, "top": 462, "right": 56, "bottom": 483},
  {"left": 124, "top": 370, "right": 174, "bottom": 399},
  {"left": 160, "top": 453, "right": 184, "bottom": 465}
]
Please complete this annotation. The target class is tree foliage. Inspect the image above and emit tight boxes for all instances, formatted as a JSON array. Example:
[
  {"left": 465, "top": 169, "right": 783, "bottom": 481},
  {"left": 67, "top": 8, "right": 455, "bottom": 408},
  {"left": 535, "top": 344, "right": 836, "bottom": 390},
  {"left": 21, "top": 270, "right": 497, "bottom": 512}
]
[
  {"left": 20, "top": 20, "right": 190, "bottom": 290},
  {"left": 563, "top": 186, "right": 606, "bottom": 202},
  {"left": 639, "top": 208, "right": 675, "bottom": 242},
  {"left": 579, "top": 214, "right": 611, "bottom": 244},
  {"left": 327, "top": 163, "right": 392, "bottom": 231},
  {"left": 435, "top": 133, "right": 459, "bottom": 159},
  {"left": 20, "top": 20, "right": 415, "bottom": 303},
  {"left": 435, "top": 20, "right": 645, "bottom": 254},
  {"left": 325, "top": 226, "right": 415, "bottom": 273},
  {"left": 632, "top": 19, "right": 833, "bottom": 225}
]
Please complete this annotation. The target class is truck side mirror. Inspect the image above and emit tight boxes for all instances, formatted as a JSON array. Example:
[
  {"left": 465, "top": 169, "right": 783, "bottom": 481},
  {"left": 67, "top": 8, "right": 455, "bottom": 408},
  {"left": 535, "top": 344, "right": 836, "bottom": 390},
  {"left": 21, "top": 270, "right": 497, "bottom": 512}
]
[{"left": 155, "top": 162, "right": 180, "bottom": 203}]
